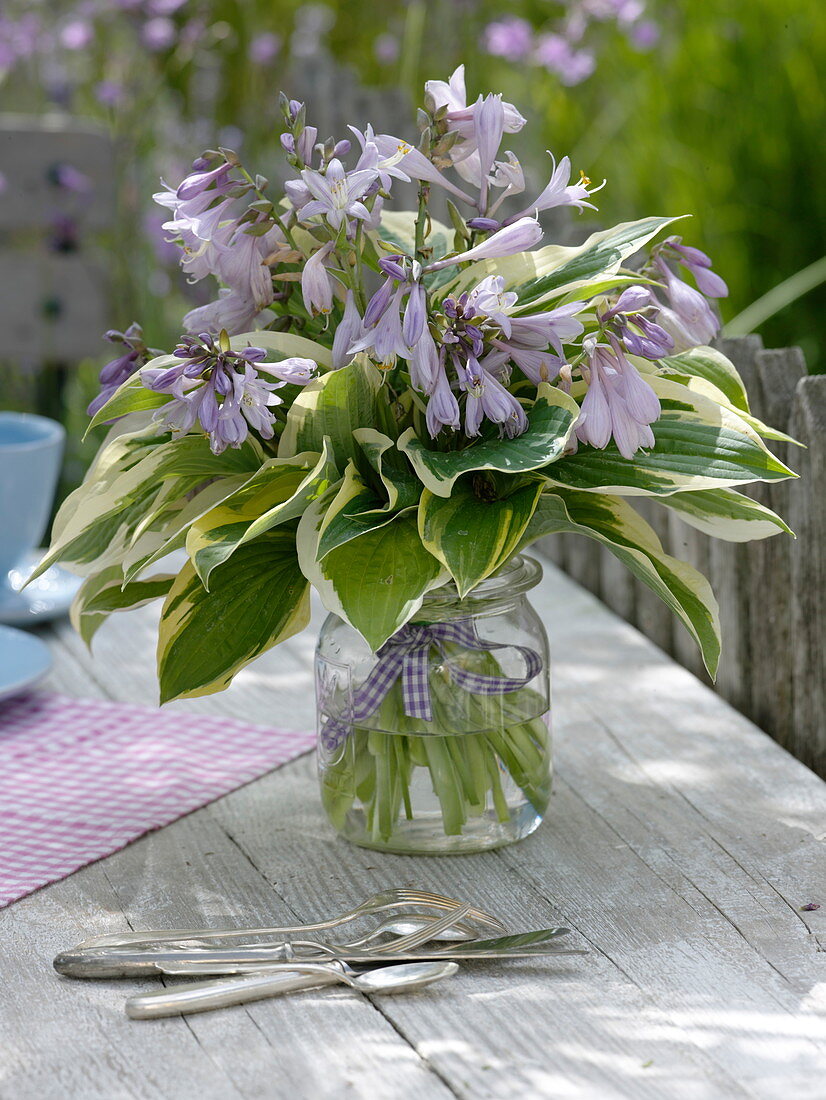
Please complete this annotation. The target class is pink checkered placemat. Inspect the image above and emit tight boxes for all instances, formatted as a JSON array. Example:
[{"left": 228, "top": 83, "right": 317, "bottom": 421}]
[{"left": 0, "top": 692, "right": 316, "bottom": 908}]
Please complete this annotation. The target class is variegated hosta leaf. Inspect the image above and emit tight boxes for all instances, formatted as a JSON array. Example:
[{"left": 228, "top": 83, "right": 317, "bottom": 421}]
[
  {"left": 122, "top": 475, "right": 254, "bottom": 583},
  {"left": 297, "top": 491, "right": 444, "bottom": 652},
  {"left": 521, "top": 490, "right": 721, "bottom": 676},
  {"left": 34, "top": 432, "right": 263, "bottom": 581},
  {"left": 278, "top": 358, "right": 382, "bottom": 469},
  {"left": 449, "top": 216, "right": 684, "bottom": 310},
  {"left": 664, "top": 373, "right": 799, "bottom": 445},
  {"left": 653, "top": 487, "right": 793, "bottom": 541},
  {"left": 70, "top": 567, "right": 175, "bottom": 647},
  {"left": 352, "top": 428, "right": 420, "bottom": 512},
  {"left": 157, "top": 530, "right": 310, "bottom": 703},
  {"left": 316, "top": 461, "right": 407, "bottom": 560},
  {"left": 419, "top": 477, "right": 545, "bottom": 597},
  {"left": 186, "top": 444, "right": 338, "bottom": 587},
  {"left": 85, "top": 360, "right": 178, "bottom": 434},
  {"left": 229, "top": 330, "right": 333, "bottom": 369},
  {"left": 399, "top": 384, "right": 579, "bottom": 498},
  {"left": 373, "top": 210, "right": 453, "bottom": 263},
  {"left": 659, "top": 345, "right": 749, "bottom": 412},
  {"left": 544, "top": 377, "right": 795, "bottom": 497}
]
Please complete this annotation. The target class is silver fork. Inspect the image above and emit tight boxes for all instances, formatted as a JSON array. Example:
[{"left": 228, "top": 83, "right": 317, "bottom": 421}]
[
  {"left": 76, "top": 888, "right": 506, "bottom": 949},
  {"left": 55, "top": 905, "right": 474, "bottom": 979}
]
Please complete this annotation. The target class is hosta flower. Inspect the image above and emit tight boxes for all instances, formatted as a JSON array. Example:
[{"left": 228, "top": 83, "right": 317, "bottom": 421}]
[
  {"left": 364, "top": 132, "right": 476, "bottom": 204},
  {"left": 298, "top": 158, "right": 378, "bottom": 229},
  {"left": 427, "top": 217, "right": 543, "bottom": 271},
  {"left": 663, "top": 237, "right": 728, "bottom": 298},
  {"left": 331, "top": 290, "right": 362, "bottom": 369},
  {"left": 425, "top": 66, "right": 526, "bottom": 188},
  {"left": 87, "top": 324, "right": 159, "bottom": 416},
  {"left": 460, "top": 357, "right": 528, "bottom": 438},
  {"left": 600, "top": 286, "right": 674, "bottom": 359},
  {"left": 183, "top": 290, "right": 265, "bottom": 337},
  {"left": 301, "top": 242, "right": 335, "bottom": 316},
  {"left": 466, "top": 275, "right": 518, "bottom": 336},
  {"left": 349, "top": 286, "right": 410, "bottom": 367},
  {"left": 144, "top": 333, "right": 316, "bottom": 454},
  {"left": 575, "top": 338, "right": 660, "bottom": 458},
  {"left": 507, "top": 154, "right": 603, "bottom": 223},
  {"left": 654, "top": 259, "right": 721, "bottom": 350},
  {"left": 425, "top": 361, "right": 461, "bottom": 437}
]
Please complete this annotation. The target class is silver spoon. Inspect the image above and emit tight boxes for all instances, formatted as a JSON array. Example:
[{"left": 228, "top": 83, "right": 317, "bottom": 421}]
[{"left": 126, "top": 959, "right": 459, "bottom": 1019}]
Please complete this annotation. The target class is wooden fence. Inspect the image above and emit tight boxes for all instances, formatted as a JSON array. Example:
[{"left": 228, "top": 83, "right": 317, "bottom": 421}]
[{"left": 538, "top": 335, "right": 826, "bottom": 778}]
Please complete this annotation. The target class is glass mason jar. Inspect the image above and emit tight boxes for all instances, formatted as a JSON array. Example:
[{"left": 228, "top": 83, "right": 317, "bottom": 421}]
[{"left": 315, "top": 554, "right": 551, "bottom": 855}]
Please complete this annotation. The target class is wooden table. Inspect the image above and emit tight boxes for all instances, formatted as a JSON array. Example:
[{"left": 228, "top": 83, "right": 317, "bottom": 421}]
[{"left": 3, "top": 563, "right": 825, "bottom": 1099}]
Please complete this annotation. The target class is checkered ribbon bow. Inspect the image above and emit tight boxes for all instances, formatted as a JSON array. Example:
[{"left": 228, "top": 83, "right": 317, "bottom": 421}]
[{"left": 320, "top": 619, "right": 542, "bottom": 750}]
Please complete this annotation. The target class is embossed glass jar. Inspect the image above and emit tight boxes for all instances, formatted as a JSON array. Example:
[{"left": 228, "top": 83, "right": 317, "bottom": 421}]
[{"left": 315, "top": 555, "right": 551, "bottom": 854}]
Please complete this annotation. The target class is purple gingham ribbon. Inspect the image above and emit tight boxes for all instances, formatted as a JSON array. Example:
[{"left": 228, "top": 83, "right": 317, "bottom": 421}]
[{"left": 320, "top": 619, "right": 542, "bottom": 750}]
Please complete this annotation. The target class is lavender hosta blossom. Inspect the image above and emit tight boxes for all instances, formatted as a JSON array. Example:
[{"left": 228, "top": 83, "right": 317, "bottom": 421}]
[
  {"left": 600, "top": 286, "right": 674, "bottom": 359},
  {"left": 664, "top": 237, "right": 729, "bottom": 298},
  {"left": 465, "top": 275, "right": 518, "bottom": 336},
  {"left": 653, "top": 260, "right": 721, "bottom": 351},
  {"left": 183, "top": 290, "right": 266, "bottom": 338},
  {"left": 427, "top": 217, "right": 543, "bottom": 272},
  {"left": 461, "top": 358, "right": 528, "bottom": 439},
  {"left": 483, "top": 17, "right": 534, "bottom": 62},
  {"left": 331, "top": 291, "right": 362, "bottom": 369},
  {"left": 409, "top": 328, "right": 440, "bottom": 394},
  {"left": 507, "top": 155, "right": 603, "bottom": 224},
  {"left": 425, "top": 66, "right": 526, "bottom": 188},
  {"left": 349, "top": 286, "right": 411, "bottom": 367},
  {"left": 301, "top": 242, "right": 335, "bottom": 316},
  {"left": 298, "top": 159, "right": 378, "bottom": 230},
  {"left": 425, "top": 362, "right": 461, "bottom": 437},
  {"left": 364, "top": 132, "right": 476, "bottom": 204},
  {"left": 87, "top": 324, "right": 157, "bottom": 417},
  {"left": 575, "top": 339, "right": 660, "bottom": 459},
  {"left": 144, "top": 334, "right": 316, "bottom": 454}
]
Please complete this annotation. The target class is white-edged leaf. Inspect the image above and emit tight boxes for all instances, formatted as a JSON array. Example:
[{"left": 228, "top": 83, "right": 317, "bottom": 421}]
[
  {"left": 521, "top": 490, "right": 721, "bottom": 676},
  {"left": 230, "top": 330, "right": 333, "bottom": 368},
  {"left": 654, "top": 487, "right": 793, "bottom": 541},
  {"left": 157, "top": 530, "right": 309, "bottom": 702},
  {"left": 399, "top": 384, "right": 579, "bottom": 498},
  {"left": 544, "top": 377, "right": 795, "bottom": 496},
  {"left": 71, "top": 568, "right": 175, "bottom": 647}
]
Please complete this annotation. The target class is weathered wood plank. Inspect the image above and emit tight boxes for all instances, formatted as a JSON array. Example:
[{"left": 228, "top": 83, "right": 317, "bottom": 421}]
[{"left": 789, "top": 375, "right": 826, "bottom": 776}]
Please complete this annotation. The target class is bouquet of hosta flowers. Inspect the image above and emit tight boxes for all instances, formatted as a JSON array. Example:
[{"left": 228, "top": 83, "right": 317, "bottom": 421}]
[{"left": 38, "top": 66, "right": 794, "bottom": 849}]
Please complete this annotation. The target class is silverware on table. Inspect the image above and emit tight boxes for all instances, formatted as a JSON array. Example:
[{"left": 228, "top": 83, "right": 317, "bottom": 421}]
[
  {"left": 76, "top": 887, "right": 507, "bottom": 950},
  {"left": 55, "top": 926, "right": 577, "bottom": 979},
  {"left": 55, "top": 903, "right": 474, "bottom": 979},
  {"left": 125, "top": 960, "right": 460, "bottom": 1019}
]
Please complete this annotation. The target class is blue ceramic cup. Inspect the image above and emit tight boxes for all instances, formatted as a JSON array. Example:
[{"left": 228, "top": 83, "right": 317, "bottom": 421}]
[{"left": 0, "top": 412, "right": 65, "bottom": 585}]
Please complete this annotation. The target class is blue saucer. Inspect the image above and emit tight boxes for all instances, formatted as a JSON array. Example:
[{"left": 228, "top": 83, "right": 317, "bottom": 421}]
[
  {"left": 0, "top": 551, "right": 83, "bottom": 628},
  {"left": 0, "top": 624, "right": 52, "bottom": 701}
]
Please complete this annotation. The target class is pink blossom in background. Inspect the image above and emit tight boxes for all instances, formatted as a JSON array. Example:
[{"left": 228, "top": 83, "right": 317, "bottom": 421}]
[
  {"left": 248, "top": 31, "right": 281, "bottom": 65},
  {"left": 535, "top": 33, "right": 596, "bottom": 85},
  {"left": 374, "top": 32, "right": 399, "bottom": 63},
  {"left": 59, "top": 19, "right": 93, "bottom": 51},
  {"left": 142, "top": 16, "right": 176, "bottom": 51},
  {"left": 95, "top": 79, "right": 126, "bottom": 106},
  {"left": 483, "top": 17, "right": 533, "bottom": 62},
  {"left": 630, "top": 19, "right": 660, "bottom": 48}
]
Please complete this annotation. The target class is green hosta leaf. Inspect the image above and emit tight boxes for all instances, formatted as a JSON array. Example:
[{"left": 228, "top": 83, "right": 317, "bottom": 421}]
[
  {"left": 34, "top": 432, "right": 263, "bottom": 581},
  {"left": 419, "top": 478, "right": 544, "bottom": 596},
  {"left": 297, "top": 494, "right": 444, "bottom": 652},
  {"left": 450, "top": 217, "right": 684, "bottom": 309},
  {"left": 71, "top": 567, "right": 175, "bottom": 647},
  {"left": 659, "top": 345, "right": 749, "bottom": 412},
  {"left": 85, "top": 361, "right": 176, "bottom": 434},
  {"left": 122, "top": 474, "right": 253, "bottom": 583},
  {"left": 521, "top": 490, "right": 721, "bottom": 676},
  {"left": 187, "top": 444, "right": 338, "bottom": 586},
  {"left": 399, "top": 384, "right": 579, "bottom": 498},
  {"left": 662, "top": 372, "right": 799, "bottom": 445},
  {"left": 316, "top": 461, "right": 405, "bottom": 559},
  {"left": 654, "top": 487, "right": 793, "bottom": 541},
  {"left": 373, "top": 210, "right": 453, "bottom": 258},
  {"left": 278, "top": 358, "right": 382, "bottom": 469},
  {"left": 353, "top": 428, "right": 420, "bottom": 512},
  {"left": 544, "top": 377, "right": 795, "bottom": 496},
  {"left": 229, "top": 330, "right": 333, "bottom": 369},
  {"left": 157, "top": 530, "right": 310, "bottom": 702}
]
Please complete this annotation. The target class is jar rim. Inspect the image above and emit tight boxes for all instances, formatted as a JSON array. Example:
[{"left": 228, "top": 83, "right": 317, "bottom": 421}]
[{"left": 419, "top": 553, "right": 542, "bottom": 616}]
